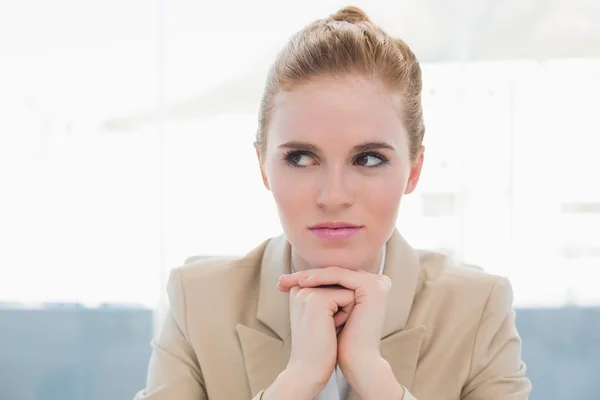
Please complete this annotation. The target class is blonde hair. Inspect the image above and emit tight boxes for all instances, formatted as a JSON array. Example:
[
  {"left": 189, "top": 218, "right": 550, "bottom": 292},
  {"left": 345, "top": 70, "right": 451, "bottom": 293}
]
[{"left": 256, "top": 6, "right": 425, "bottom": 162}]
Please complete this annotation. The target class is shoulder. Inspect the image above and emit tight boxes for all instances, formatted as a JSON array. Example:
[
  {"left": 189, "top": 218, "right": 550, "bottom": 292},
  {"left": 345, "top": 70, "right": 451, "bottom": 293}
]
[
  {"left": 406, "top": 250, "right": 518, "bottom": 372},
  {"left": 407, "top": 253, "right": 530, "bottom": 395},
  {"left": 419, "top": 249, "right": 512, "bottom": 301},
  {"left": 413, "top": 249, "right": 515, "bottom": 325},
  {"left": 166, "top": 239, "right": 270, "bottom": 302}
]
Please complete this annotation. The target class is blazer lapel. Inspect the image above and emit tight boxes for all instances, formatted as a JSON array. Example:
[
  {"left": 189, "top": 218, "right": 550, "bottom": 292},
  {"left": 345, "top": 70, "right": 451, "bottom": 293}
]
[
  {"left": 236, "top": 234, "right": 292, "bottom": 396},
  {"left": 380, "top": 230, "right": 424, "bottom": 338},
  {"left": 347, "top": 231, "right": 427, "bottom": 400},
  {"left": 236, "top": 324, "right": 290, "bottom": 396},
  {"left": 380, "top": 325, "right": 426, "bottom": 388}
]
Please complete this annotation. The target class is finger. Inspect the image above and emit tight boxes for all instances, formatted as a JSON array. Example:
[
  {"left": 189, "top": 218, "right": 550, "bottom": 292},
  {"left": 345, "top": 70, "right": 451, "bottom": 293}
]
[
  {"left": 333, "top": 298, "right": 355, "bottom": 328},
  {"left": 291, "top": 286, "right": 355, "bottom": 315},
  {"left": 277, "top": 279, "right": 292, "bottom": 293},
  {"left": 321, "top": 287, "right": 355, "bottom": 315},
  {"left": 287, "top": 285, "right": 301, "bottom": 296},
  {"left": 279, "top": 274, "right": 346, "bottom": 292},
  {"left": 280, "top": 267, "right": 364, "bottom": 291},
  {"left": 278, "top": 274, "right": 301, "bottom": 291},
  {"left": 313, "top": 267, "right": 391, "bottom": 295},
  {"left": 333, "top": 310, "right": 349, "bottom": 328}
]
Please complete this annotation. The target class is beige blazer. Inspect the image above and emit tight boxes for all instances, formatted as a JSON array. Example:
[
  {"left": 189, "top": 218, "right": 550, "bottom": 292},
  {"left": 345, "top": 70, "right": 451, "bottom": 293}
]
[{"left": 134, "top": 231, "right": 531, "bottom": 400}]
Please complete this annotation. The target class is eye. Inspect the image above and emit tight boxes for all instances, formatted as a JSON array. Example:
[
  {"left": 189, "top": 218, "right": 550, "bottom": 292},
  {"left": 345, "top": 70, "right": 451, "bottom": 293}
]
[
  {"left": 355, "top": 152, "right": 388, "bottom": 167},
  {"left": 283, "top": 150, "right": 316, "bottom": 167}
]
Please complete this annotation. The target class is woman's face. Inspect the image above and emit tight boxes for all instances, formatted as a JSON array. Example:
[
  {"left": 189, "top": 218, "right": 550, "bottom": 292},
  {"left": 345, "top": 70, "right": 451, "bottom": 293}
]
[{"left": 257, "top": 75, "right": 424, "bottom": 272}]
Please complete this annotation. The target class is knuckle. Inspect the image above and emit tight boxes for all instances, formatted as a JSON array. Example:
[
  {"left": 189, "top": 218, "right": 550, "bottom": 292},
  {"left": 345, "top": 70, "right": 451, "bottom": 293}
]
[
  {"left": 297, "top": 289, "right": 316, "bottom": 305},
  {"left": 294, "top": 288, "right": 307, "bottom": 300},
  {"left": 306, "top": 292, "right": 328, "bottom": 309},
  {"left": 295, "top": 271, "right": 308, "bottom": 280},
  {"left": 304, "top": 291, "right": 316, "bottom": 304},
  {"left": 375, "top": 275, "right": 392, "bottom": 292}
]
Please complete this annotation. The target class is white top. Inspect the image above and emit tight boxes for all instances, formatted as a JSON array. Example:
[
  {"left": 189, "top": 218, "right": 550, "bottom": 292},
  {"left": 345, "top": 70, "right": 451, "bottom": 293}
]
[{"left": 290, "top": 246, "right": 387, "bottom": 400}]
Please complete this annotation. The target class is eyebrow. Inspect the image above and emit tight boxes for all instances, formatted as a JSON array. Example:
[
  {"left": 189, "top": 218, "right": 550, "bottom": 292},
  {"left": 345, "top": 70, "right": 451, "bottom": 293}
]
[{"left": 277, "top": 140, "right": 396, "bottom": 153}]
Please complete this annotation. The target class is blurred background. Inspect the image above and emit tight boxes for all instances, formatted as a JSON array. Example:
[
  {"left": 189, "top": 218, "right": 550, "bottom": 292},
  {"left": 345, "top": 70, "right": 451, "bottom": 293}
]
[{"left": 1, "top": 0, "right": 599, "bottom": 399}]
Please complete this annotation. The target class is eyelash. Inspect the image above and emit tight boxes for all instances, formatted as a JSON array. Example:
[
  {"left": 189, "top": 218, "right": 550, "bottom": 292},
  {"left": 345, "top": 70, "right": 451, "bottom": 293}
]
[
  {"left": 358, "top": 151, "right": 389, "bottom": 167},
  {"left": 282, "top": 150, "right": 389, "bottom": 168},
  {"left": 282, "top": 150, "right": 310, "bottom": 167}
]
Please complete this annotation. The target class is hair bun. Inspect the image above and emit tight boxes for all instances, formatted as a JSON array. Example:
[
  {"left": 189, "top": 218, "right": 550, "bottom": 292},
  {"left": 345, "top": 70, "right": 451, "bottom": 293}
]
[{"left": 329, "top": 6, "right": 370, "bottom": 24}]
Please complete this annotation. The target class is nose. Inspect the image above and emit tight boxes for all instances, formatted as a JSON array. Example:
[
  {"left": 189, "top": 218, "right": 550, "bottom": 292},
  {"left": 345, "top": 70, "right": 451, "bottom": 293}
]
[{"left": 316, "top": 166, "right": 354, "bottom": 210}]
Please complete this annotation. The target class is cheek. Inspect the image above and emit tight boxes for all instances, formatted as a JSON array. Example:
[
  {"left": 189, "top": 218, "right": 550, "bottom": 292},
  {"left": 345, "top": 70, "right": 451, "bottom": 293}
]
[
  {"left": 267, "top": 165, "right": 314, "bottom": 216},
  {"left": 360, "top": 172, "right": 406, "bottom": 219}
]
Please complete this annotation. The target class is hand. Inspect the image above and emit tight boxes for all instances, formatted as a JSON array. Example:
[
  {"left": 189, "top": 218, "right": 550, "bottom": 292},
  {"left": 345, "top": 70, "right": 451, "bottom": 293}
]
[
  {"left": 268, "top": 282, "right": 356, "bottom": 399},
  {"left": 278, "top": 267, "right": 396, "bottom": 398}
]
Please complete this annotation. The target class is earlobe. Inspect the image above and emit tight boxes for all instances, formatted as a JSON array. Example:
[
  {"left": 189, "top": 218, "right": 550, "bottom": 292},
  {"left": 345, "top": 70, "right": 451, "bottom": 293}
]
[{"left": 254, "top": 142, "right": 271, "bottom": 191}]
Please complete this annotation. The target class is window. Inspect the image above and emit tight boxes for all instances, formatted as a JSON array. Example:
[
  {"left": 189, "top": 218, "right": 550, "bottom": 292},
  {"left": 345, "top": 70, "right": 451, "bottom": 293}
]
[{"left": 2, "top": 1, "right": 599, "bottom": 399}]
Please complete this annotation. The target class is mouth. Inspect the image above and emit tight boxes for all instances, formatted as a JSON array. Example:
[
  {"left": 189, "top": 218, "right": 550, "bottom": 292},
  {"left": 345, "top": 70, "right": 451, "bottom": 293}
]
[{"left": 308, "top": 222, "right": 363, "bottom": 241}]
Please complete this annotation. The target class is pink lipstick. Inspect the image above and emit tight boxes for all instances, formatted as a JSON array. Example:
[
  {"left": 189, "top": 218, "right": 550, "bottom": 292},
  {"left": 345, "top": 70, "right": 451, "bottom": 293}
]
[{"left": 308, "top": 221, "right": 362, "bottom": 241}]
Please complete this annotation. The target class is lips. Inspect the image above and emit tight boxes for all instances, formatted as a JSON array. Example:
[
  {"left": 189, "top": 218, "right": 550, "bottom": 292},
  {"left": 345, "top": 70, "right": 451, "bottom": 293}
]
[
  {"left": 308, "top": 222, "right": 363, "bottom": 241},
  {"left": 309, "top": 221, "right": 361, "bottom": 229}
]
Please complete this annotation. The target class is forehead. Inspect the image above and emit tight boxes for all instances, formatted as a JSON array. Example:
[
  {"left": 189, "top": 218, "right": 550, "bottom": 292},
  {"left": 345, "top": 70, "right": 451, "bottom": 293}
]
[{"left": 267, "top": 76, "right": 408, "bottom": 148}]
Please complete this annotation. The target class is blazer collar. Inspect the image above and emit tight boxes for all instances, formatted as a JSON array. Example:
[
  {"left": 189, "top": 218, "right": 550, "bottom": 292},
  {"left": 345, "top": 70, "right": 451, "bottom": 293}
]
[{"left": 256, "top": 232, "right": 293, "bottom": 342}]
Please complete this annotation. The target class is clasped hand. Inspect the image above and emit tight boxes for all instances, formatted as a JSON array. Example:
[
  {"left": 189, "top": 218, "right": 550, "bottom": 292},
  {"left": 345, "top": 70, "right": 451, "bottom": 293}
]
[{"left": 276, "top": 266, "right": 398, "bottom": 398}]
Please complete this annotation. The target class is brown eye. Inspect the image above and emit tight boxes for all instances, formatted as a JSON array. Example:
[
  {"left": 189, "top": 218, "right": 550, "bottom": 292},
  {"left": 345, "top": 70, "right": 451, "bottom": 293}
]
[
  {"left": 283, "top": 150, "right": 315, "bottom": 167},
  {"left": 355, "top": 153, "right": 386, "bottom": 167},
  {"left": 289, "top": 153, "right": 303, "bottom": 164}
]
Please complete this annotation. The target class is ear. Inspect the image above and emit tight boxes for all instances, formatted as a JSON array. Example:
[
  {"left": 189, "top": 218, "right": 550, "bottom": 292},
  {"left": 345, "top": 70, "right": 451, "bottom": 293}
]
[
  {"left": 404, "top": 145, "right": 425, "bottom": 195},
  {"left": 254, "top": 142, "right": 271, "bottom": 191}
]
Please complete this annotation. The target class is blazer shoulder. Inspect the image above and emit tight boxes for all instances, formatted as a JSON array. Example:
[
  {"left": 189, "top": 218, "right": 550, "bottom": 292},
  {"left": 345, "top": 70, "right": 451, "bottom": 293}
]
[
  {"left": 417, "top": 249, "right": 509, "bottom": 301},
  {"left": 168, "top": 238, "right": 270, "bottom": 291}
]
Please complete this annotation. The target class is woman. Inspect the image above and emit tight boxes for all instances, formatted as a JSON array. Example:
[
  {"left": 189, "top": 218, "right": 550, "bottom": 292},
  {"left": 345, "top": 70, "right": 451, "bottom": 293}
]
[{"left": 135, "top": 6, "right": 531, "bottom": 400}]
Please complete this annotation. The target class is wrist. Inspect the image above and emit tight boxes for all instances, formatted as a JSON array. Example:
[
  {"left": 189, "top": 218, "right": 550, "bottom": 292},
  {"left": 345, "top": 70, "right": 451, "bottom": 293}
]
[
  {"left": 346, "top": 356, "right": 405, "bottom": 400},
  {"left": 263, "top": 366, "right": 324, "bottom": 400}
]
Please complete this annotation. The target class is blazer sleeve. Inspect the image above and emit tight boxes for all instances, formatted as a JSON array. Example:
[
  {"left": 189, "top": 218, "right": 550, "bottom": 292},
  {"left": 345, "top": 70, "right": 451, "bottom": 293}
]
[
  {"left": 133, "top": 268, "right": 207, "bottom": 399},
  {"left": 461, "top": 277, "right": 532, "bottom": 399}
]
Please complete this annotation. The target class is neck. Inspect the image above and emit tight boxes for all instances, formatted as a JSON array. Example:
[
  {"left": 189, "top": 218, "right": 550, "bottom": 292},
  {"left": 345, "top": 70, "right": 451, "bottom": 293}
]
[{"left": 290, "top": 246, "right": 385, "bottom": 274}]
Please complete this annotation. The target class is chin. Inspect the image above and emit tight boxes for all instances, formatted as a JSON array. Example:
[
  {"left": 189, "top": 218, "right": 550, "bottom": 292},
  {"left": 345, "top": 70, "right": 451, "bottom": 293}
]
[
  {"left": 306, "top": 249, "right": 367, "bottom": 270},
  {"left": 287, "top": 228, "right": 381, "bottom": 271}
]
